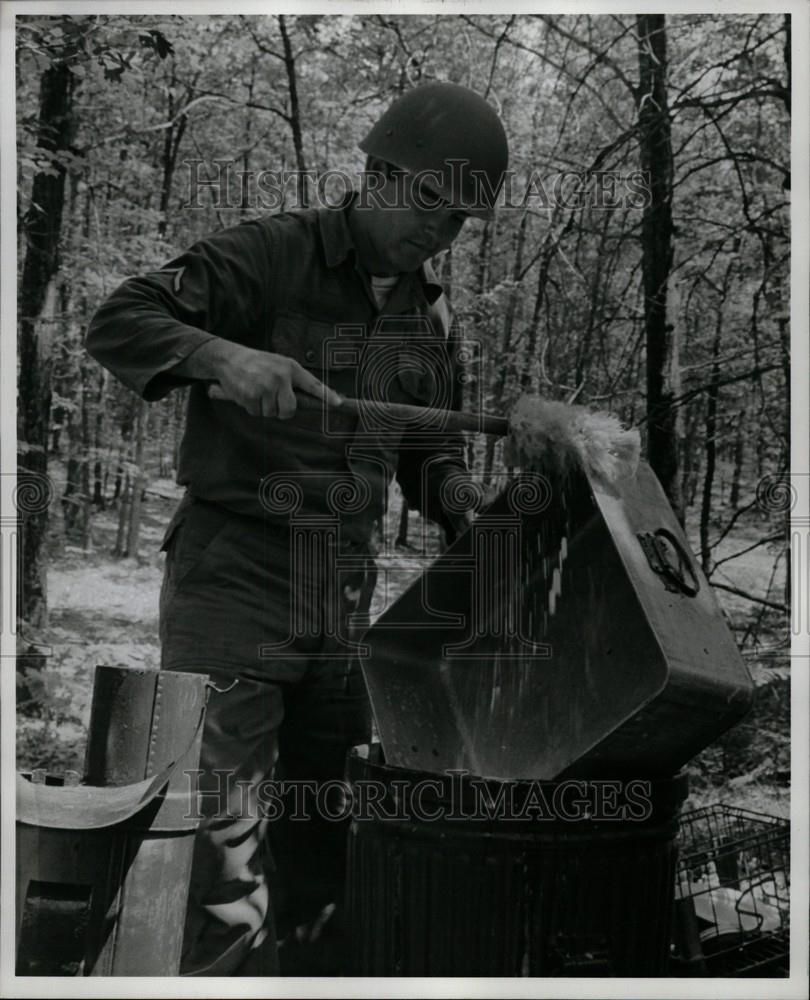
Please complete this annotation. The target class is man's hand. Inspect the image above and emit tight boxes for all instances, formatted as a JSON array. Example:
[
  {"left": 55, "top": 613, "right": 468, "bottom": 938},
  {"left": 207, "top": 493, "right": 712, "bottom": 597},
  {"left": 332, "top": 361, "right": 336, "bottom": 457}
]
[{"left": 175, "top": 339, "right": 342, "bottom": 418}]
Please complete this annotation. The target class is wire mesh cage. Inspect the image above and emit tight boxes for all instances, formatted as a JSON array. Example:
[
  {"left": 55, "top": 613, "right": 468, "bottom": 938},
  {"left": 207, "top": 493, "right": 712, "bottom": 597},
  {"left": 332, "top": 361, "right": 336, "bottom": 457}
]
[{"left": 670, "top": 804, "right": 789, "bottom": 977}]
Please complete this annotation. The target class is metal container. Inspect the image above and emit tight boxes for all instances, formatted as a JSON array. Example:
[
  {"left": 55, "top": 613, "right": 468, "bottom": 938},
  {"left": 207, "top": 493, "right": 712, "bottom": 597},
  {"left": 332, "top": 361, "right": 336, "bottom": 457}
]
[
  {"left": 361, "top": 461, "right": 754, "bottom": 779},
  {"left": 346, "top": 744, "right": 688, "bottom": 976},
  {"left": 16, "top": 666, "right": 208, "bottom": 976}
]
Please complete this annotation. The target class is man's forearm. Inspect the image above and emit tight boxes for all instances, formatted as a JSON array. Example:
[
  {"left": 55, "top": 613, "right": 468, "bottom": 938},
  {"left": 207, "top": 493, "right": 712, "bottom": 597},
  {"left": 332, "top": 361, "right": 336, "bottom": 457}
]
[
  {"left": 170, "top": 336, "right": 233, "bottom": 381},
  {"left": 85, "top": 221, "right": 271, "bottom": 402}
]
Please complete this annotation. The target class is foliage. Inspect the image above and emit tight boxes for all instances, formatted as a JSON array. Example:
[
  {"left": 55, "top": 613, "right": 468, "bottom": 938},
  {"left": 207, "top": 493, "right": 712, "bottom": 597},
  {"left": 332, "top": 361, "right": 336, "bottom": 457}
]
[
  {"left": 17, "top": 14, "right": 789, "bottom": 496},
  {"left": 15, "top": 14, "right": 791, "bottom": 736}
]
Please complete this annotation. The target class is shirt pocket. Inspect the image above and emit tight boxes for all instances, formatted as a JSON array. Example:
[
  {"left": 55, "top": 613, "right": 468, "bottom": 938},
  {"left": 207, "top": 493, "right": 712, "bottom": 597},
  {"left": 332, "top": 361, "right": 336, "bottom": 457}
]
[
  {"left": 270, "top": 312, "right": 361, "bottom": 432},
  {"left": 270, "top": 311, "right": 446, "bottom": 414},
  {"left": 270, "top": 312, "right": 343, "bottom": 373}
]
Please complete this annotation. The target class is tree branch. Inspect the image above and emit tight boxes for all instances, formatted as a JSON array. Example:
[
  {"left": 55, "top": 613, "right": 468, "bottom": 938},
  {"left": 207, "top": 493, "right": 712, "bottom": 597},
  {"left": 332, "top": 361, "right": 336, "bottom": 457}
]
[
  {"left": 710, "top": 532, "right": 785, "bottom": 572},
  {"left": 709, "top": 581, "right": 787, "bottom": 613},
  {"left": 534, "top": 13, "right": 638, "bottom": 97}
]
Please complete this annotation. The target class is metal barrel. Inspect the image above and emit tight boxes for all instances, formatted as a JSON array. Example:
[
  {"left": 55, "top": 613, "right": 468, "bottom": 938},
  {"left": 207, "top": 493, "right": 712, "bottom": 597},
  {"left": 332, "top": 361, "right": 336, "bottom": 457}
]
[
  {"left": 346, "top": 744, "right": 688, "bottom": 977},
  {"left": 16, "top": 665, "right": 208, "bottom": 976}
]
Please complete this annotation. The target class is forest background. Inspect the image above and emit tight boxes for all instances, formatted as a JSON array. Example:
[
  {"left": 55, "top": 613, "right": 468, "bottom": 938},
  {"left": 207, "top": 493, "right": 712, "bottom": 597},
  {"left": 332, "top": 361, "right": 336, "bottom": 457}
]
[{"left": 14, "top": 12, "right": 792, "bottom": 811}]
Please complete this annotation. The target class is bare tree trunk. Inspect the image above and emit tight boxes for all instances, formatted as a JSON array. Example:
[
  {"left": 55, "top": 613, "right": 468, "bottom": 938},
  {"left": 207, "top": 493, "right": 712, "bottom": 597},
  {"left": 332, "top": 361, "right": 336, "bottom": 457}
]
[
  {"left": 782, "top": 14, "right": 791, "bottom": 116},
  {"left": 60, "top": 273, "right": 80, "bottom": 539},
  {"left": 521, "top": 236, "right": 554, "bottom": 392},
  {"left": 240, "top": 56, "right": 256, "bottom": 216},
  {"left": 700, "top": 317, "right": 723, "bottom": 574},
  {"left": 637, "top": 14, "right": 681, "bottom": 517},
  {"left": 62, "top": 171, "right": 91, "bottom": 545},
  {"left": 113, "top": 441, "right": 124, "bottom": 502},
  {"left": 157, "top": 64, "right": 188, "bottom": 239},
  {"left": 465, "top": 223, "right": 493, "bottom": 472},
  {"left": 113, "top": 406, "right": 135, "bottom": 553},
  {"left": 93, "top": 369, "right": 107, "bottom": 508},
  {"left": 114, "top": 475, "right": 131, "bottom": 557},
  {"left": 278, "top": 14, "right": 309, "bottom": 209},
  {"left": 483, "top": 211, "right": 528, "bottom": 483},
  {"left": 729, "top": 405, "right": 746, "bottom": 508},
  {"left": 18, "top": 61, "right": 75, "bottom": 625},
  {"left": 680, "top": 401, "right": 702, "bottom": 510},
  {"left": 62, "top": 407, "right": 81, "bottom": 538},
  {"left": 62, "top": 366, "right": 90, "bottom": 548},
  {"left": 574, "top": 212, "right": 611, "bottom": 392},
  {"left": 78, "top": 358, "right": 92, "bottom": 548},
  {"left": 51, "top": 406, "right": 64, "bottom": 455}
]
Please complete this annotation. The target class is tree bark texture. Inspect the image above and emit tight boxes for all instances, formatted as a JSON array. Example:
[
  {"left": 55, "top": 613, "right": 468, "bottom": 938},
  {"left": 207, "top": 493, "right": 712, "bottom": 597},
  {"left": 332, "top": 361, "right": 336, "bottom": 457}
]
[
  {"left": 18, "top": 61, "right": 75, "bottom": 625},
  {"left": 636, "top": 15, "right": 681, "bottom": 517}
]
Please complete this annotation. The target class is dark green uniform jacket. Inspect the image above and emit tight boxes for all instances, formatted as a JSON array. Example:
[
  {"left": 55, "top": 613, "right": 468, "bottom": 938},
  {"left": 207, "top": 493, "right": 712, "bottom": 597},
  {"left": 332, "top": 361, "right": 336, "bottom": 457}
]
[{"left": 86, "top": 197, "right": 468, "bottom": 544}]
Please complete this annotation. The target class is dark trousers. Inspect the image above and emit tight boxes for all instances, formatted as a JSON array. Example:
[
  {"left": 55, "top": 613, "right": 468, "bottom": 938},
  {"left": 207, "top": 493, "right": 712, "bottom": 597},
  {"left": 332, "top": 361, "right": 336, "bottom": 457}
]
[{"left": 159, "top": 495, "right": 374, "bottom": 975}]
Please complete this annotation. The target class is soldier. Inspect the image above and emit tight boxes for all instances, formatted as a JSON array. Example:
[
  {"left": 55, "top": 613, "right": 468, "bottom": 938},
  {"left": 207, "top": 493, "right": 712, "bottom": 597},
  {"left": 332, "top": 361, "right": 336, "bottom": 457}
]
[{"left": 86, "top": 81, "right": 509, "bottom": 976}]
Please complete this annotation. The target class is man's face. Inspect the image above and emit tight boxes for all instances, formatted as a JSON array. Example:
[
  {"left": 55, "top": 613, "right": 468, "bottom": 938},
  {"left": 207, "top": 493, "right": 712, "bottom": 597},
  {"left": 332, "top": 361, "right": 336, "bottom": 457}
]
[{"left": 361, "top": 164, "right": 470, "bottom": 274}]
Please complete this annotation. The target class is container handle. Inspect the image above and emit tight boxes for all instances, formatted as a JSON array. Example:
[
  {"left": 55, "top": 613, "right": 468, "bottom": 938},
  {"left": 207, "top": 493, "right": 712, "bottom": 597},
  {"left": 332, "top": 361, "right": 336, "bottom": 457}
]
[{"left": 637, "top": 529, "right": 700, "bottom": 598}]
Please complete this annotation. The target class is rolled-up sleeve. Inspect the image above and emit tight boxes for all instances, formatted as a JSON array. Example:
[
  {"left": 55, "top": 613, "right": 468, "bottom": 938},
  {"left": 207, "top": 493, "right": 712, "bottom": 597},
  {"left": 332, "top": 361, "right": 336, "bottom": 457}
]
[{"left": 85, "top": 220, "right": 271, "bottom": 401}]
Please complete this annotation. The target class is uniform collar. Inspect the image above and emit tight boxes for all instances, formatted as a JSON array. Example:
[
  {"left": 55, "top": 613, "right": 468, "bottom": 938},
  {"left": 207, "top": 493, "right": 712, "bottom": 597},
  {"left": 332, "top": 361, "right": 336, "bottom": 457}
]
[{"left": 317, "top": 194, "right": 444, "bottom": 305}]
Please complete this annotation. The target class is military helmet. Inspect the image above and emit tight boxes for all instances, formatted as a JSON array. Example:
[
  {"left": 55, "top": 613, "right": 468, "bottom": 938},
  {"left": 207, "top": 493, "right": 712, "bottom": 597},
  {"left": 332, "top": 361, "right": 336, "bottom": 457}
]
[{"left": 359, "top": 82, "right": 509, "bottom": 219}]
